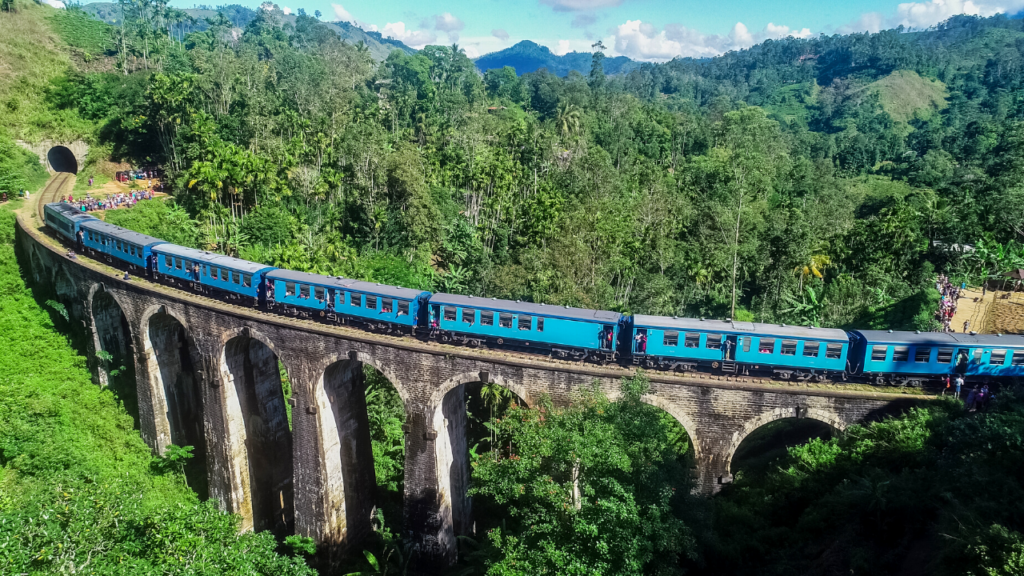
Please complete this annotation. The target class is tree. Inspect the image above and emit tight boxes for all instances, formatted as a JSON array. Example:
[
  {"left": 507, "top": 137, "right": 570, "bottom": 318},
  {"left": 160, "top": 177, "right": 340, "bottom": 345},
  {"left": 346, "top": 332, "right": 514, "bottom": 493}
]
[{"left": 470, "top": 374, "right": 695, "bottom": 575}]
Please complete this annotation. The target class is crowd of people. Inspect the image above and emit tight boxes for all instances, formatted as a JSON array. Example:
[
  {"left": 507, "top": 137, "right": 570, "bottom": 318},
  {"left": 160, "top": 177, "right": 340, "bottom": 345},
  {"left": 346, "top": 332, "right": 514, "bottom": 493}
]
[
  {"left": 936, "top": 274, "right": 965, "bottom": 333},
  {"left": 61, "top": 190, "right": 154, "bottom": 212}
]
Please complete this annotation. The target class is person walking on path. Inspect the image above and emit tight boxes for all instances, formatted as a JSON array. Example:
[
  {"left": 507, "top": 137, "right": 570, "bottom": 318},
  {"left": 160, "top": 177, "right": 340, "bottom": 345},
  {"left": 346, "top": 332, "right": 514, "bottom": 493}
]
[
  {"left": 963, "top": 320, "right": 970, "bottom": 333},
  {"left": 955, "top": 375, "right": 963, "bottom": 399}
]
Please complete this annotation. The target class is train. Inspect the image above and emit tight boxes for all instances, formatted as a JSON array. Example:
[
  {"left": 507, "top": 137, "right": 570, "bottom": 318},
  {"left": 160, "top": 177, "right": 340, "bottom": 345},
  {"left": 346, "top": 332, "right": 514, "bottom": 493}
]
[{"left": 45, "top": 202, "right": 1024, "bottom": 386}]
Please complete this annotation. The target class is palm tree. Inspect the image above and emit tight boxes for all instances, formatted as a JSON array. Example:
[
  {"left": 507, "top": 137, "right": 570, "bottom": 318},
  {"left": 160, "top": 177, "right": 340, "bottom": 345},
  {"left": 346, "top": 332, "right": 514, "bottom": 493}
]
[
  {"left": 556, "top": 101, "right": 582, "bottom": 140},
  {"left": 479, "top": 382, "right": 510, "bottom": 449},
  {"left": 795, "top": 254, "right": 831, "bottom": 292}
]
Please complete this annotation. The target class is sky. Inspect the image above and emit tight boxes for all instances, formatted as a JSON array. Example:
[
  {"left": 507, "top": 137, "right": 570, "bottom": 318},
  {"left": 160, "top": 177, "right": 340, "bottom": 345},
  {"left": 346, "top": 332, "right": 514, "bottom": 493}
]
[{"left": 170, "top": 0, "right": 1024, "bottom": 61}]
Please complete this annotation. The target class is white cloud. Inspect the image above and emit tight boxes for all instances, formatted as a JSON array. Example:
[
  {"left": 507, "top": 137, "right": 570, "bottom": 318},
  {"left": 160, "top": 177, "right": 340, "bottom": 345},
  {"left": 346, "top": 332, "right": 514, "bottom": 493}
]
[
  {"left": 382, "top": 22, "right": 438, "bottom": 49},
  {"left": 282, "top": 6, "right": 291, "bottom": 15},
  {"left": 541, "top": 0, "right": 623, "bottom": 12},
  {"left": 492, "top": 28, "right": 510, "bottom": 41},
  {"left": 841, "top": 0, "right": 1024, "bottom": 33},
  {"left": 41, "top": 0, "right": 65, "bottom": 8},
  {"left": 611, "top": 19, "right": 815, "bottom": 62},
  {"left": 331, "top": 3, "right": 355, "bottom": 23},
  {"left": 553, "top": 39, "right": 573, "bottom": 55},
  {"left": 433, "top": 12, "right": 464, "bottom": 32}
]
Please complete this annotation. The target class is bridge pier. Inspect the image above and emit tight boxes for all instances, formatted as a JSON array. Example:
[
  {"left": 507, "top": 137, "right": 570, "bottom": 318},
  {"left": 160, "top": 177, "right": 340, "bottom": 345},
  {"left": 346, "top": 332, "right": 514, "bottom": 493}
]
[{"left": 13, "top": 214, "right": 929, "bottom": 573}]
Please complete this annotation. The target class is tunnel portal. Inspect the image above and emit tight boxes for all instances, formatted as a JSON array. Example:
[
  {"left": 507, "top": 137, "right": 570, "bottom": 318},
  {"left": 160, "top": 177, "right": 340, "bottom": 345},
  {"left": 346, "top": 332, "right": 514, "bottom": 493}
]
[{"left": 47, "top": 146, "right": 79, "bottom": 174}]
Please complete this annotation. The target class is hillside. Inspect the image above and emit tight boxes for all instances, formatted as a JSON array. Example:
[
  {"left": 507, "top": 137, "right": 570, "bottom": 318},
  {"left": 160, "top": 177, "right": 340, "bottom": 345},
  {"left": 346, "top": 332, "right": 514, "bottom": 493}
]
[
  {"left": 80, "top": 2, "right": 415, "bottom": 61},
  {"left": 474, "top": 40, "right": 639, "bottom": 76},
  {"left": 868, "top": 70, "right": 948, "bottom": 122}
]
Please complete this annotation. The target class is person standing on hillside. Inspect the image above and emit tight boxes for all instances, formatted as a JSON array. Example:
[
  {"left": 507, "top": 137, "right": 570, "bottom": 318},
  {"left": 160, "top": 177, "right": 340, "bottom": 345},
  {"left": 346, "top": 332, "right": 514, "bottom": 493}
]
[{"left": 955, "top": 375, "right": 963, "bottom": 399}]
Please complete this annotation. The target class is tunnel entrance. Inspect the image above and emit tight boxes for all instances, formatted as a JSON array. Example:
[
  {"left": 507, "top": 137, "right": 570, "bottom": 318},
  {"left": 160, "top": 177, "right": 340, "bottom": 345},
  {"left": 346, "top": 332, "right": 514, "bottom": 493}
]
[
  {"left": 47, "top": 146, "right": 78, "bottom": 174},
  {"left": 221, "top": 335, "right": 294, "bottom": 535},
  {"left": 91, "top": 287, "right": 138, "bottom": 425},
  {"left": 147, "top": 312, "right": 207, "bottom": 499}
]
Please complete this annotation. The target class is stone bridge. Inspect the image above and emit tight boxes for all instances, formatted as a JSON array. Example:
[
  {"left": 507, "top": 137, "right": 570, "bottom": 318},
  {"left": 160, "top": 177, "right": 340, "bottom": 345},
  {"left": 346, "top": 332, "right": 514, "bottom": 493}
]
[{"left": 14, "top": 213, "right": 927, "bottom": 569}]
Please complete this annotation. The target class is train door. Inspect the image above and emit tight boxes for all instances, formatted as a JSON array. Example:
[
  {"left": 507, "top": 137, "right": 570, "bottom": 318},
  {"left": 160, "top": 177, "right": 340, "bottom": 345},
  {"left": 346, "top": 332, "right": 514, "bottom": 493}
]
[
  {"left": 725, "top": 335, "right": 738, "bottom": 360},
  {"left": 634, "top": 328, "right": 648, "bottom": 355},
  {"left": 600, "top": 325, "right": 614, "bottom": 350},
  {"left": 430, "top": 305, "right": 441, "bottom": 332}
]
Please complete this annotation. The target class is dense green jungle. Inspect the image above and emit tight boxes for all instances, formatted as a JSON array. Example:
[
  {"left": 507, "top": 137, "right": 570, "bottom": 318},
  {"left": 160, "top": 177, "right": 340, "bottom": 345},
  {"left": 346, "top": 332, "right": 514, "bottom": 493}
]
[{"left": 3, "top": 0, "right": 1024, "bottom": 574}]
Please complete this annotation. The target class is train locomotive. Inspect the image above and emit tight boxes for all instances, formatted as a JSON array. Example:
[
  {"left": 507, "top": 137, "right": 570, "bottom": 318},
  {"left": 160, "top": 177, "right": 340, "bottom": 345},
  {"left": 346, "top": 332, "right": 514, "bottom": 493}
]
[{"left": 43, "top": 202, "right": 1024, "bottom": 386}]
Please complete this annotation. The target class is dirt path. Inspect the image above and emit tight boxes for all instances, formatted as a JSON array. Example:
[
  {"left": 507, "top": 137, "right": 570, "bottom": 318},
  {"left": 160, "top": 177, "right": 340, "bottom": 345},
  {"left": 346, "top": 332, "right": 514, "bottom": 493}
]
[{"left": 950, "top": 287, "right": 1024, "bottom": 335}]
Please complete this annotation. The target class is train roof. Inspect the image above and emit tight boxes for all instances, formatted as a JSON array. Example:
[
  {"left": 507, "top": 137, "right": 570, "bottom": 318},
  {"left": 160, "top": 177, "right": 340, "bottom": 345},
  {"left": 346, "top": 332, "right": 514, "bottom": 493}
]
[
  {"left": 45, "top": 202, "right": 97, "bottom": 222},
  {"left": 81, "top": 220, "right": 164, "bottom": 247},
  {"left": 632, "top": 315, "right": 849, "bottom": 341},
  {"left": 152, "top": 244, "right": 274, "bottom": 274},
  {"left": 266, "top": 269, "right": 428, "bottom": 299},
  {"left": 429, "top": 293, "right": 622, "bottom": 323},
  {"left": 851, "top": 330, "right": 1024, "bottom": 347}
]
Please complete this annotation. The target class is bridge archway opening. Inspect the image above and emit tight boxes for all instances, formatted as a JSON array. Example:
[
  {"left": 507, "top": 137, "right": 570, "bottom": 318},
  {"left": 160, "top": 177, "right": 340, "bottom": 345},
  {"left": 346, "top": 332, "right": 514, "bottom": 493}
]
[
  {"left": 316, "top": 359, "right": 404, "bottom": 546},
  {"left": 729, "top": 418, "right": 836, "bottom": 482},
  {"left": 435, "top": 378, "right": 528, "bottom": 540},
  {"left": 47, "top": 145, "right": 78, "bottom": 174},
  {"left": 90, "top": 287, "right": 138, "bottom": 425},
  {"left": 220, "top": 334, "right": 293, "bottom": 536},
  {"left": 146, "top": 311, "right": 207, "bottom": 499}
]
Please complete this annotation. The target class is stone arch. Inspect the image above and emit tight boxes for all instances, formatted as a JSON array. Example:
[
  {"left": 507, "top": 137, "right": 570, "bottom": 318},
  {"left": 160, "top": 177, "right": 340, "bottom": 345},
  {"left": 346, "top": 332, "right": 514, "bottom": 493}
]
[
  {"left": 342, "top": 350, "right": 408, "bottom": 405},
  {"left": 313, "top": 355, "right": 387, "bottom": 546},
  {"left": 641, "top": 394, "right": 702, "bottom": 462},
  {"left": 47, "top": 145, "right": 78, "bottom": 174},
  {"left": 429, "top": 371, "right": 528, "bottom": 409},
  {"left": 141, "top": 305, "right": 207, "bottom": 498},
  {"left": 29, "top": 246, "right": 47, "bottom": 285},
  {"left": 217, "top": 328, "right": 294, "bottom": 535},
  {"left": 88, "top": 284, "right": 138, "bottom": 421},
  {"left": 724, "top": 407, "right": 847, "bottom": 476}
]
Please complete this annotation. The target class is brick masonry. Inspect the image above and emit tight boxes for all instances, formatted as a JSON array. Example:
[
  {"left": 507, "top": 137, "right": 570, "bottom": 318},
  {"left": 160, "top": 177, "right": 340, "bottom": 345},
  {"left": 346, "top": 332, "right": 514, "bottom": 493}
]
[{"left": 15, "top": 215, "right": 928, "bottom": 570}]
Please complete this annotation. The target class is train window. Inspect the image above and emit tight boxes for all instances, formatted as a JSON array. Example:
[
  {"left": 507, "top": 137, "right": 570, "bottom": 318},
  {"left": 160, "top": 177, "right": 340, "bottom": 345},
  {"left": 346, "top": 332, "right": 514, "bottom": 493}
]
[
  {"left": 444, "top": 307, "right": 457, "bottom": 321},
  {"left": 174, "top": 258, "right": 182, "bottom": 270},
  {"left": 990, "top": 349, "right": 1007, "bottom": 365},
  {"left": 537, "top": 317, "right": 544, "bottom": 332},
  {"left": 367, "top": 295, "right": 378, "bottom": 310},
  {"left": 353, "top": 294, "right": 362, "bottom": 307},
  {"left": 664, "top": 331, "right": 679, "bottom": 346},
  {"left": 742, "top": 337, "right": 751, "bottom": 353},
  {"left": 481, "top": 311, "right": 493, "bottom": 325},
  {"left": 893, "top": 346, "right": 909, "bottom": 362},
  {"left": 233, "top": 272, "right": 240, "bottom": 284},
  {"left": 937, "top": 348, "right": 954, "bottom": 363},
  {"left": 499, "top": 313, "right": 513, "bottom": 328},
  {"left": 705, "top": 334, "right": 723, "bottom": 350},
  {"left": 285, "top": 282, "right": 296, "bottom": 296},
  {"left": 684, "top": 333, "right": 700, "bottom": 348},
  {"left": 759, "top": 338, "right": 775, "bottom": 353},
  {"left": 397, "top": 300, "right": 409, "bottom": 316},
  {"left": 781, "top": 340, "right": 797, "bottom": 356},
  {"left": 462, "top": 308, "right": 475, "bottom": 324},
  {"left": 914, "top": 347, "right": 931, "bottom": 363},
  {"left": 1012, "top": 351, "right": 1024, "bottom": 366},
  {"left": 518, "top": 315, "right": 532, "bottom": 331},
  {"left": 300, "top": 284, "right": 310, "bottom": 298},
  {"left": 382, "top": 298, "right": 392, "bottom": 312},
  {"left": 804, "top": 341, "right": 820, "bottom": 358},
  {"left": 871, "top": 346, "right": 888, "bottom": 361},
  {"left": 826, "top": 343, "right": 843, "bottom": 359},
  {"left": 974, "top": 348, "right": 983, "bottom": 363},
  {"left": 219, "top": 268, "right": 228, "bottom": 282},
  {"left": 164, "top": 255, "right": 171, "bottom": 268},
  {"left": 242, "top": 274, "right": 251, "bottom": 288}
]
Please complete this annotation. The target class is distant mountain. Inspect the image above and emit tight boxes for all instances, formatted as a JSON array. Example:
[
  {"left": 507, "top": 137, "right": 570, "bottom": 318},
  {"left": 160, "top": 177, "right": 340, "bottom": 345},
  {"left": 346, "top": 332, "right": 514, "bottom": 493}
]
[
  {"left": 79, "top": 3, "right": 415, "bottom": 62},
  {"left": 474, "top": 40, "right": 639, "bottom": 77}
]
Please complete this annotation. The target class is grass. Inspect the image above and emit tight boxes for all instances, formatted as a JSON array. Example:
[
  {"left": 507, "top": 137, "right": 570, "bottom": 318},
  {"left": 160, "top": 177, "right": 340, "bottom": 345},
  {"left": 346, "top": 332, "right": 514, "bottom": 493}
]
[
  {"left": 0, "top": 202, "right": 316, "bottom": 574},
  {"left": 46, "top": 7, "right": 115, "bottom": 56},
  {"left": 868, "top": 70, "right": 948, "bottom": 123},
  {"left": 0, "top": 2, "right": 94, "bottom": 141}
]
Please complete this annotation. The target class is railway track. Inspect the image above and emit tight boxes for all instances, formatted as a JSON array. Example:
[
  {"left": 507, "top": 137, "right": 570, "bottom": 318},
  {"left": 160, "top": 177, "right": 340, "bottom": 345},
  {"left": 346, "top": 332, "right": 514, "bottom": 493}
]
[{"left": 35, "top": 172, "right": 75, "bottom": 223}]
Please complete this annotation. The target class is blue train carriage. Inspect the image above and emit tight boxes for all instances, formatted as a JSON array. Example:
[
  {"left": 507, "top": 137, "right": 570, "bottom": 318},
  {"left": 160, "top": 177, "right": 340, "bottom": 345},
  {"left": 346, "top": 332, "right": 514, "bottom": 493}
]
[
  {"left": 427, "top": 294, "right": 622, "bottom": 362},
  {"left": 849, "top": 330, "right": 1024, "bottom": 386},
  {"left": 151, "top": 244, "right": 274, "bottom": 305},
  {"left": 265, "top": 270, "right": 428, "bottom": 333},
  {"left": 630, "top": 316, "right": 848, "bottom": 380},
  {"left": 79, "top": 220, "right": 164, "bottom": 271},
  {"left": 44, "top": 202, "right": 97, "bottom": 243}
]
